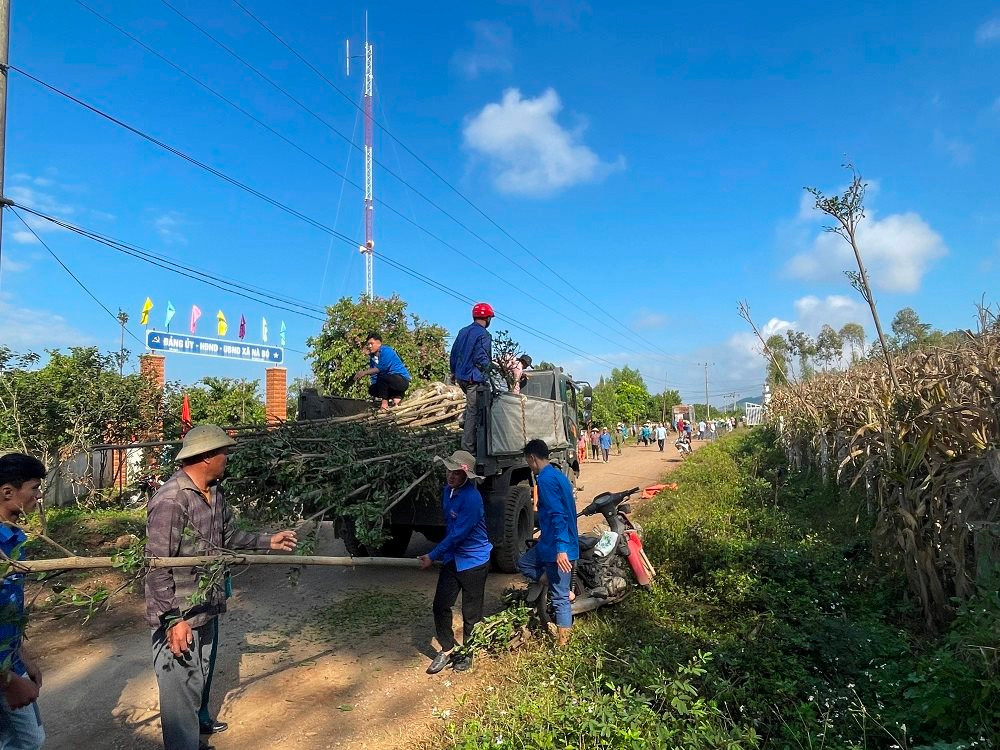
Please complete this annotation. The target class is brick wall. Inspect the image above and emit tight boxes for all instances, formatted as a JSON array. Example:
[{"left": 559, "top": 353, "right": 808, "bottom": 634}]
[
  {"left": 139, "top": 353, "right": 166, "bottom": 390},
  {"left": 265, "top": 367, "right": 287, "bottom": 424}
]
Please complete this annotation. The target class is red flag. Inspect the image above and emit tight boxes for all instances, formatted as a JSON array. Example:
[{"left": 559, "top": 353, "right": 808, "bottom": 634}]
[
  {"left": 180, "top": 394, "right": 192, "bottom": 437},
  {"left": 238, "top": 314, "right": 246, "bottom": 340}
]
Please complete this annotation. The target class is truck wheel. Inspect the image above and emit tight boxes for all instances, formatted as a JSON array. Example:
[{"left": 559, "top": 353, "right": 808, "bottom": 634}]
[
  {"left": 338, "top": 519, "right": 412, "bottom": 557},
  {"left": 491, "top": 484, "right": 534, "bottom": 573}
]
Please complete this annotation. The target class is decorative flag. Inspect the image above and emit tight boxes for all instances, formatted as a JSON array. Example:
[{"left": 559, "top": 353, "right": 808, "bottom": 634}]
[
  {"left": 190, "top": 305, "right": 202, "bottom": 334},
  {"left": 180, "top": 394, "right": 192, "bottom": 437},
  {"left": 238, "top": 314, "right": 246, "bottom": 340},
  {"left": 217, "top": 310, "right": 228, "bottom": 337},
  {"left": 279, "top": 321, "right": 286, "bottom": 347},
  {"left": 139, "top": 297, "right": 153, "bottom": 326},
  {"left": 164, "top": 300, "right": 176, "bottom": 330},
  {"left": 262, "top": 317, "right": 268, "bottom": 343}
]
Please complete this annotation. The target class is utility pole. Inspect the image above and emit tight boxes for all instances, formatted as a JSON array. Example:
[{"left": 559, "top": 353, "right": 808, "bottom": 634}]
[
  {"left": 0, "top": 0, "right": 11, "bottom": 261},
  {"left": 699, "top": 362, "right": 713, "bottom": 420}
]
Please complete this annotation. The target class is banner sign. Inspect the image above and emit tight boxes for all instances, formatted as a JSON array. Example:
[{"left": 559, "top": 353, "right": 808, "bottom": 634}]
[{"left": 147, "top": 330, "right": 283, "bottom": 364}]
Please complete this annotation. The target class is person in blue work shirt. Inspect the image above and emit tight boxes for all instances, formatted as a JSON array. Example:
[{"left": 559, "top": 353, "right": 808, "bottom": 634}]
[
  {"left": 354, "top": 332, "right": 411, "bottom": 410},
  {"left": 599, "top": 428, "right": 612, "bottom": 462},
  {"left": 518, "top": 439, "right": 580, "bottom": 647},
  {"left": 0, "top": 453, "right": 47, "bottom": 750},
  {"left": 418, "top": 450, "right": 492, "bottom": 674},
  {"left": 449, "top": 302, "right": 494, "bottom": 455}
]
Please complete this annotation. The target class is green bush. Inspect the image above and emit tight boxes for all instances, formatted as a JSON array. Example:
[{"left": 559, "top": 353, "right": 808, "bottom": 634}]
[{"left": 441, "top": 430, "right": 999, "bottom": 749}]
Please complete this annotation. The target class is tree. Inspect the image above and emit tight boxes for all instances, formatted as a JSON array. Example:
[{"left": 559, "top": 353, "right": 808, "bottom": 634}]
[
  {"left": 807, "top": 165, "right": 899, "bottom": 390},
  {"left": 839, "top": 322, "right": 866, "bottom": 363},
  {"left": 608, "top": 367, "right": 653, "bottom": 425},
  {"left": 591, "top": 377, "right": 615, "bottom": 427},
  {"left": 163, "top": 378, "right": 266, "bottom": 437},
  {"left": 307, "top": 295, "right": 449, "bottom": 396},
  {"left": 0, "top": 347, "right": 159, "bottom": 469},
  {"left": 786, "top": 330, "right": 817, "bottom": 380},
  {"left": 650, "top": 389, "right": 682, "bottom": 424},
  {"left": 815, "top": 325, "right": 844, "bottom": 371},
  {"left": 891, "top": 307, "right": 932, "bottom": 350},
  {"left": 765, "top": 334, "right": 790, "bottom": 385},
  {"left": 286, "top": 377, "right": 317, "bottom": 420},
  {"left": 535, "top": 361, "right": 557, "bottom": 372}
]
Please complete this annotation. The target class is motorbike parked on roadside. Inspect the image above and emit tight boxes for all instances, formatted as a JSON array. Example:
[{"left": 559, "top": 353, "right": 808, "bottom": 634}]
[{"left": 522, "top": 486, "right": 655, "bottom": 629}]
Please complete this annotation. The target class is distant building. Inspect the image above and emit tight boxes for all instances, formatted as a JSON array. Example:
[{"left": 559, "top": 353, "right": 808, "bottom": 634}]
[{"left": 672, "top": 404, "right": 694, "bottom": 423}]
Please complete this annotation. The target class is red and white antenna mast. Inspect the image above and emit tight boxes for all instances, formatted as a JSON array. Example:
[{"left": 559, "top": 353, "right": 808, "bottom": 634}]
[{"left": 347, "top": 13, "right": 375, "bottom": 299}]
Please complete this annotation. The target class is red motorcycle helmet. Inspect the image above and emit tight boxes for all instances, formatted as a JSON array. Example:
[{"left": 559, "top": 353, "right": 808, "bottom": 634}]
[{"left": 472, "top": 302, "right": 495, "bottom": 319}]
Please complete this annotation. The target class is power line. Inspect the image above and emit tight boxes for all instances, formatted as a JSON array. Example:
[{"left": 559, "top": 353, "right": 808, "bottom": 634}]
[
  {"left": 225, "top": 0, "right": 680, "bottom": 361},
  {"left": 9, "top": 66, "right": 651, "bottom": 368},
  {"left": 8, "top": 208, "right": 145, "bottom": 345},
  {"left": 75, "top": 1, "right": 666, "bottom": 363}
]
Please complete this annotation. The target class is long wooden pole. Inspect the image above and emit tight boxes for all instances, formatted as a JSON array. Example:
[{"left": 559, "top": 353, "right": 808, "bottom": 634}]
[{"left": 5, "top": 554, "right": 422, "bottom": 574}]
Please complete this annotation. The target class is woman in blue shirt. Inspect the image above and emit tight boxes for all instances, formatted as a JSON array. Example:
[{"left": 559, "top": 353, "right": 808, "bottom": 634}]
[{"left": 418, "top": 450, "right": 493, "bottom": 674}]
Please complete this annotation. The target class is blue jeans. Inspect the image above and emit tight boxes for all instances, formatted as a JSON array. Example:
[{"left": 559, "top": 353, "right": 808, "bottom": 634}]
[
  {"left": 518, "top": 546, "right": 573, "bottom": 628},
  {"left": 0, "top": 673, "right": 45, "bottom": 750}
]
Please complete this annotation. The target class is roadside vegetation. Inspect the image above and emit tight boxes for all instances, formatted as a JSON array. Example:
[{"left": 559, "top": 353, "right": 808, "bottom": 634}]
[{"left": 439, "top": 431, "right": 998, "bottom": 749}]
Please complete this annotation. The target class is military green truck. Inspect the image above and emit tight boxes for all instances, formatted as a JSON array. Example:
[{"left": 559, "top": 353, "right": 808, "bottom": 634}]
[{"left": 299, "top": 368, "right": 591, "bottom": 572}]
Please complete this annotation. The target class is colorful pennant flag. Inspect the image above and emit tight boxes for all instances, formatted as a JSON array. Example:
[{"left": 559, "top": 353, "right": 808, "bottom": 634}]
[
  {"left": 217, "top": 310, "right": 228, "bottom": 337},
  {"left": 164, "top": 300, "right": 176, "bottom": 330},
  {"left": 238, "top": 314, "right": 246, "bottom": 340},
  {"left": 190, "top": 305, "right": 202, "bottom": 334},
  {"left": 180, "top": 394, "right": 192, "bottom": 437},
  {"left": 139, "top": 297, "right": 153, "bottom": 326},
  {"left": 279, "top": 321, "right": 286, "bottom": 347},
  {"left": 262, "top": 317, "right": 269, "bottom": 343}
]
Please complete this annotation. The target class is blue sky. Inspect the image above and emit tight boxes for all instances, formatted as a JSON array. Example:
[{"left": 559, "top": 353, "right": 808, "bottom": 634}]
[{"left": 2, "top": 0, "right": 999, "bottom": 405}]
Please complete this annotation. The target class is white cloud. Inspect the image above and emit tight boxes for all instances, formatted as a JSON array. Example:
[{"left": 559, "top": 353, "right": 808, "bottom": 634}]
[
  {"left": 154, "top": 212, "right": 187, "bottom": 244},
  {"left": 10, "top": 230, "right": 38, "bottom": 245},
  {"left": 793, "top": 295, "right": 868, "bottom": 332},
  {"left": 463, "top": 88, "right": 624, "bottom": 196},
  {"left": 785, "top": 206, "right": 947, "bottom": 293},
  {"left": 633, "top": 310, "right": 667, "bottom": 330},
  {"left": 933, "top": 130, "right": 973, "bottom": 165},
  {"left": 5, "top": 176, "right": 79, "bottom": 244},
  {"left": 452, "top": 21, "right": 513, "bottom": 79},
  {"left": 976, "top": 17, "right": 1000, "bottom": 44},
  {"left": 0, "top": 294, "right": 92, "bottom": 350}
]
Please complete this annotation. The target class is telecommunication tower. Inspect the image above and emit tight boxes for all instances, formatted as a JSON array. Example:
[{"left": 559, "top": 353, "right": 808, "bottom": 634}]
[{"left": 347, "top": 16, "right": 375, "bottom": 298}]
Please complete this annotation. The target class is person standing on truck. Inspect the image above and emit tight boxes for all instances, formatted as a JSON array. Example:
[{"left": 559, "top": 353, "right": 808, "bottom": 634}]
[
  {"left": 450, "top": 303, "right": 494, "bottom": 455},
  {"left": 353, "top": 332, "right": 411, "bottom": 410},
  {"left": 519, "top": 439, "right": 579, "bottom": 647},
  {"left": 418, "top": 450, "right": 492, "bottom": 674}
]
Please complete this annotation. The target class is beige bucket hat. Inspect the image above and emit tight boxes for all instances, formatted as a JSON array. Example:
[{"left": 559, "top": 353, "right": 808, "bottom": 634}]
[
  {"left": 176, "top": 424, "right": 237, "bottom": 461},
  {"left": 436, "top": 449, "right": 483, "bottom": 479}
]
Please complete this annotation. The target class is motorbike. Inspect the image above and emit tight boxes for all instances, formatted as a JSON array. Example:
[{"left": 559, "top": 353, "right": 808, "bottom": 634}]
[{"left": 522, "top": 486, "right": 655, "bottom": 628}]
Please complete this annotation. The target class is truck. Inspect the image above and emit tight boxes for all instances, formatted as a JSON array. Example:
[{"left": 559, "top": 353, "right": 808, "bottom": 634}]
[{"left": 298, "top": 368, "right": 592, "bottom": 572}]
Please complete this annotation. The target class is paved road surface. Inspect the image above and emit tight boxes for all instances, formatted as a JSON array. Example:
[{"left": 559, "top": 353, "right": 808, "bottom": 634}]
[{"left": 32, "top": 441, "right": 691, "bottom": 750}]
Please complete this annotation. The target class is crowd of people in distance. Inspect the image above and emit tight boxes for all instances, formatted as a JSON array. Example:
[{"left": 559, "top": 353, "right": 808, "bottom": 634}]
[{"left": 576, "top": 416, "right": 741, "bottom": 463}]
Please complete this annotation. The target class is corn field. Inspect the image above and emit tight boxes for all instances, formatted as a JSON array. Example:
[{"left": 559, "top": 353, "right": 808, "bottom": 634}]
[{"left": 768, "top": 319, "right": 1000, "bottom": 629}]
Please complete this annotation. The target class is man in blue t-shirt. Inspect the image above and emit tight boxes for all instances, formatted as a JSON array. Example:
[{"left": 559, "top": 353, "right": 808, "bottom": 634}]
[
  {"left": 418, "top": 450, "right": 493, "bottom": 674},
  {"left": 449, "top": 303, "right": 494, "bottom": 455},
  {"left": 354, "top": 332, "right": 411, "bottom": 410},
  {"left": 518, "top": 439, "right": 580, "bottom": 646},
  {"left": 0, "top": 453, "right": 47, "bottom": 750}
]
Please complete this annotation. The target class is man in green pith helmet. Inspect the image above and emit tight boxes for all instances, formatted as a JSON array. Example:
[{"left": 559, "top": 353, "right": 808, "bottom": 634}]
[{"left": 145, "top": 424, "right": 298, "bottom": 750}]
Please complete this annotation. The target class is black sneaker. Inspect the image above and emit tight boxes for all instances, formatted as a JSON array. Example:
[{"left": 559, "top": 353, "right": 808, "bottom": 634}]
[
  {"left": 426, "top": 651, "right": 453, "bottom": 674},
  {"left": 452, "top": 653, "right": 473, "bottom": 672}
]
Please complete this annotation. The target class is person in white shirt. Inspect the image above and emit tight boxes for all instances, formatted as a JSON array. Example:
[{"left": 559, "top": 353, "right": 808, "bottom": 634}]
[{"left": 698, "top": 420, "right": 707, "bottom": 439}]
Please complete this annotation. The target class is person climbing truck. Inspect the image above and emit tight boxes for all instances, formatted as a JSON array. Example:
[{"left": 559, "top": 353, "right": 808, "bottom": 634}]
[{"left": 353, "top": 332, "right": 411, "bottom": 410}]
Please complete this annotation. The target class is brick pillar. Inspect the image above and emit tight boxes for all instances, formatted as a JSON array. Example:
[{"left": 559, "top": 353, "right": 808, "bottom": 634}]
[
  {"left": 137, "top": 353, "right": 167, "bottom": 482},
  {"left": 140, "top": 353, "right": 166, "bottom": 390},
  {"left": 265, "top": 367, "right": 287, "bottom": 424}
]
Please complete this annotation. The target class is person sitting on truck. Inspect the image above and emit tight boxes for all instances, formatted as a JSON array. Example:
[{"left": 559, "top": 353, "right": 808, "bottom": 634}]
[
  {"left": 353, "top": 332, "right": 411, "bottom": 410},
  {"left": 519, "top": 439, "right": 580, "bottom": 647},
  {"left": 450, "top": 303, "right": 494, "bottom": 455},
  {"left": 418, "top": 450, "right": 492, "bottom": 674}
]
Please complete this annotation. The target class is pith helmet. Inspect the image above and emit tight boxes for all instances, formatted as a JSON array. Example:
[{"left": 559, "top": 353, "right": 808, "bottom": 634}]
[
  {"left": 436, "top": 449, "right": 483, "bottom": 480},
  {"left": 175, "top": 424, "right": 236, "bottom": 461}
]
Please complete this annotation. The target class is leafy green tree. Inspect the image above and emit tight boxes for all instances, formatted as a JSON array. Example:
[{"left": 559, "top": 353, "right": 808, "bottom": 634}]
[
  {"left": 815, "top": 324, "right": 844, "bottom": 371},
  {"left": 786, "top": 330, "right": 817, "bottom": 379},
  {"left": 608, "top": 366, "right": 653, "bottom": 425},
  {"left": 0, "top": 346, "right": 159, "bottom": 468},
  {"left": 163, "top": 378, "right": 266, "bottom": 437},
  {"left": 535, "top": 361, "right": 557, "bottom": 372},
  {"left": 839, "top": 322, "right": 866, "bottom": 363},
  {"left": 765, "top": 334, "right": 790, "bottom": 385},
  {"left": 891, "top": 307, "right": 932, "bottom": 350},
  {"left": 591, "top": 377, "right": 616, "bottom": 427},
  {"left": 648, "top": 389, "right": 681, "bottom": 424},
  {"left": 307, "top": 295, "right": 449, "bottom": 396}
]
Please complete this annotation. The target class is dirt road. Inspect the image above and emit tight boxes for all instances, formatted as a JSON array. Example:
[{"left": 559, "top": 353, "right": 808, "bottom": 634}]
[{"left": 33, "top": 441, "right": 690, "bottom": 750}]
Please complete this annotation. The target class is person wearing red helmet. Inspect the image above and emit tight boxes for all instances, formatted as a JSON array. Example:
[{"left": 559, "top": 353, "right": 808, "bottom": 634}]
[{"left": 450, "top": 303, "right": 495, "bottom": 455}]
